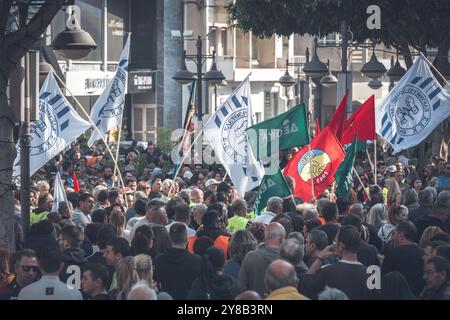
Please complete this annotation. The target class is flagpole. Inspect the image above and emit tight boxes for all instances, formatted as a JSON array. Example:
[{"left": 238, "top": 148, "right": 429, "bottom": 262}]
[
  {"left": 308, "top": 144, "right": 315, "bottom": 202},
  {"left": 365, "top": 148, "right": 374, "bottom": 172},
  {"left": 421, "top": 52, "right": 450, "bottom": 86},
  {"left": 175, "top": 73, "right": 253, "bottom": 178},
  {"left": 113, "top": 114, "right": 123, "bottom": 181},
  {"left": 51, "top": 70, "right": 126, "bottom": 189},
  {"left": 374, "top": 138, "right": 377, "bottom": 185},
  {"left": 353, "top": 167, "right": 371, "bottom": 201}
]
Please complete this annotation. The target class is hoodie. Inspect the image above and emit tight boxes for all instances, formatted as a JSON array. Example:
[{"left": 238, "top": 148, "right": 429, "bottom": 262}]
[
  {"left": 154, "top": 248, "right": 201, "bottom": 300},
  {"left": 60, "top": 247, "right": 86, "bottom": 283},
  {"left": 187, "top": 274, "right": 243, "bottom": 300}
]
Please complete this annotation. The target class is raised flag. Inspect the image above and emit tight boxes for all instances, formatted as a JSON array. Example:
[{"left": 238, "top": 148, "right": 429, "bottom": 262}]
[
  {"left": 335, "top": 134, "right": 358, "bottom": 200},
  {"left": 342, "top": 95, "right": 376, "bottom": 152},
  {"left": 204, "top": 76, "right": 264, "bottom": 196},
  {"left": 51, "top": 172, "right": 68, "bottom": 212},
  {"left": 72, "top": 170, "right": 80, "bottom": 192},
  {"left": 247, "top": 103, "right": 310, "bottom": 160},
  {"left": 12, "top": 71, "right": 91, "bottom": 185},
  {"left": 327, "top": 90, "right": 348, "bottom": 140},
  {"left": 376, "top": 55, "right": 450, "bottom": 154},
  {"left": 88, "top": 35, "right": 130, "bottom": 147},
  {"left": 254, "top": 168, "right": 292, "bottom": 216},
  {"left": 283, "top": 127, "right": 345, "bottom": 202}
]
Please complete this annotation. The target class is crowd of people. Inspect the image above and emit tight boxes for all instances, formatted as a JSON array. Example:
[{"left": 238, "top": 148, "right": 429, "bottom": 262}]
[{"left": 0, "top": 139, "right": 449, "bottom": 300}]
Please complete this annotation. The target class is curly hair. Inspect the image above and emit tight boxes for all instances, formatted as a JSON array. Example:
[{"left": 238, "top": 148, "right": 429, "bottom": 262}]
[{"left": 229, "top": 230, "right": 257, "bottom": 264}]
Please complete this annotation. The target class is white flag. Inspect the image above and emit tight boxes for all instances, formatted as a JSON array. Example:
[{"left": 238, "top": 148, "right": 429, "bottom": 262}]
[
  {"left": 12, "top": 71, "right": 91, "bottom": 185},
  {"left": 204, "top": 76, "right": 264, "bottom": 196},
  {"left": 376, "top": 55, "right": 450, "bottom": 154},
  {"left": 51, "top": 172, "right": 68, "bottom": 212},
  {"left": 88, "top": 35, "right": 130, "bottom": 147}
]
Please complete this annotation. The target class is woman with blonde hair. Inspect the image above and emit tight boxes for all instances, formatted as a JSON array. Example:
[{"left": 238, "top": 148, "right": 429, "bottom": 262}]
[
  {"left": 132, "top": 254, "right": 155, "bottom": 287},
  {"left": 419, "top": 226, "right": 445, "bottom": 249},
  {"left": 385, "top": 178, "right": 401, "bottom": 207},
  {"left": 109, "top": 256, "right": 139, "bottom": 300},
  {"left": 161, "top": 179, "right": 175, "bottom": 203}
]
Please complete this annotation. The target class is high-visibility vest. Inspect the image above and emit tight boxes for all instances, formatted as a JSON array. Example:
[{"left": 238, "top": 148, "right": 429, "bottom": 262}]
[{"left": 187, "top": 234, "right": 230, "bottom": 258}]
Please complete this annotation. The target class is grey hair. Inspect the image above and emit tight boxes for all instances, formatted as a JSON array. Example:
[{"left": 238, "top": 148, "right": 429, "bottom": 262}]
[
  {"left": 424, "top": 186, "right": 437, "bottom": 203},
  {"left": 127, "top": 280, "right": 157, "bottom": 300},
  {"left": 437, "top": 190, "right": 450, "bottom": 208},
  {"left": 401, "top": 188, "right": 418, "bottom": 206},
  {"left": 287, "top": 231, "right": 305, "bottom": 247},
  {"left": 349, "top": 203, "right": 365, "bottom": 220},
  {"left": 418, "top": 188, "right": 434, "bottom": 206},
  {"left": 368, "top": 203, "right": 387, "bottom": 231},
  {"left": 267, "top": 197, "right": 283, "bottom": 213},
  {"left": 192, "top": 203, "right": 208, "bottom": 215},
  {"left": 318, "top": 286, "right": 349, "bottom": 300},
  {"left": 134, "top": 191, "right": 147, "bottom": 201},
  {"left": 280, "top": 238, "right": 304, "bottom": 265},
  {"left": 265, "top": 260, "right": 298, "bottom": 291}
]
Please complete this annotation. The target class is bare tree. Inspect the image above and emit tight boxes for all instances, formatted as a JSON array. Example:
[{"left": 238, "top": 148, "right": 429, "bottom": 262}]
[{"left": 0, "top": 0, "right": 70, "bottom": 250}]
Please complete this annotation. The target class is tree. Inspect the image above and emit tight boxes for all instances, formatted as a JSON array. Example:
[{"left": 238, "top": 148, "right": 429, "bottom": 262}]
[
  {"left": 228, "top": 0, "right": 450, "bottom": 159},
  {"left": 0, "top": 0, "right": 71, "bottom": 250}
]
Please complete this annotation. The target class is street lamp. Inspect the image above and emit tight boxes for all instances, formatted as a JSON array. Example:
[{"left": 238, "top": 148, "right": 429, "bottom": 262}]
[
  {"left": 51, "top": 6, "right": 97, "bottom": 59},
  {"left": 320, "top": 59, "right": 338, "bottom": 88},
  {"left": 361, "top": 44, "right": 387, "bottom": 80},
  {"left": 278, "top": 49, "right": 310, "bottom": 105},
  {"left": 173, "top": 36, "right": 225, "bottom": 121}
]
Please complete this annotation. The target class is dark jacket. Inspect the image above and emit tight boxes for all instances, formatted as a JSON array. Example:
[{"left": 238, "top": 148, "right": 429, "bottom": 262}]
[
  {"left": 154, "top": 248, "right": 201, "bottom": 300},
  {"left": 187, "top": 274, "right": 243, "bottom": 300},
  {"left": 420, "top": 280, "right": 450, "bottom": 300},
  {"left": 408, "top": 205, "right": 432, "bottom": 222},
  {"left": 413, "top": 215, "right": 447, "bottom": 241},
  {"left": 24, "top": 234, "right": 58, "bottom": 257},
  {"left": 60, "top": 247, "right": 86, "bottom": 283},
  {"left": 382, "top": 243, "right": 425, "bottom": 297}
]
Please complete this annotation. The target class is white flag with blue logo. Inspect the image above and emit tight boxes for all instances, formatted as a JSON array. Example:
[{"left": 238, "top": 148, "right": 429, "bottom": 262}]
[
  {"left": 12, "top": 71, "right": 91, "bottom": 185},
  {"left": 376, "top": 55, "right": 450, "bottom": 154},
  {"left": 88, "top": 35, "right": 130, "bottom": 147},
  {"left": 204, "top": 76, "right": 264, "bottom": 196}
]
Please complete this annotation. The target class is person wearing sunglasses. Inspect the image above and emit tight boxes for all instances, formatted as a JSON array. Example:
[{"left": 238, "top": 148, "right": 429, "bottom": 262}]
[{"left": 0, "top": 249, "right": 39, "bottom": 300}]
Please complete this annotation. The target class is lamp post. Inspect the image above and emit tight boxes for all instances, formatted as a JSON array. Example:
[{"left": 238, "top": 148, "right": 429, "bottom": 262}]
[
  {"left": 278, "top": 50, "right": 310, "bottom": 105},
  {"left": 173, "top": 36, "right": 225, "bottom": 122},
  {"left": 18, "top": 4, "right": 96, "bottom": 238}
]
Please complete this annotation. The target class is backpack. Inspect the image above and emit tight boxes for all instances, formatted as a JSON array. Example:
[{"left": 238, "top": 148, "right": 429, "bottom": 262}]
[{"left": 379, "top": 225, "right": 394, "bottom": 254}]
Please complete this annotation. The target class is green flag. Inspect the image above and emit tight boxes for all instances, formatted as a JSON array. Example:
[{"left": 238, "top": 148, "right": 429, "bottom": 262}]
[
  {"left": 247, "top": 103, "right": 310, "bottom": 160},
  {"left": 254, "top": 168, "right": 291, "bottom": 216},
  {"left": 335, "top": 134, "right": 358, "bottom": 200}
]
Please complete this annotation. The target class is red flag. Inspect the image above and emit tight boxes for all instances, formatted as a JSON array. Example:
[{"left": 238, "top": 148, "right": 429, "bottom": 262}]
[
  {"left": 341, "top": 95, "right": 376, "bottom": 146},
  {"left": 284, "top": 127, "right": 345, "bottom": 202},
  {"left": 327, "top": 90, "right": 348, "bottom": 140},
  {"left": 315, "top": 118, "right": 321, "bottom": 136},
  {"left": 72, "top": 170, "right": 80, "bottom": 192}
]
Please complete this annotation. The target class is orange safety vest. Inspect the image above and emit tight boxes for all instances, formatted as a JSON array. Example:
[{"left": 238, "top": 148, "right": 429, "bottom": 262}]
[{"left": 187, "top": 234, "right": 230, "bottom": 258}]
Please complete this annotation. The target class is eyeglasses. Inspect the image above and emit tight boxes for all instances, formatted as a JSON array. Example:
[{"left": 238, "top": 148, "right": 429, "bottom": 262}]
[{"left": 20, "top": 265, "right": 39, "bottom": 273}]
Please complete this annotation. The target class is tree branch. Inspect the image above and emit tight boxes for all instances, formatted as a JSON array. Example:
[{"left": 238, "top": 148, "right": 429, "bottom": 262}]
[
  {"left": 0, "top": 0, "right": 13, "bottom": 35},
  {"left": 6, "top": 0, "right": 66, "bottom": 63}
]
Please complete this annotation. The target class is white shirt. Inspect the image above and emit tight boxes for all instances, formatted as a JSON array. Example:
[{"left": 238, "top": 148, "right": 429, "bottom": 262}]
[
  {"left": 71, "top": 208, "right": 91, "bottom": 230},
  {"left": 252, "top": 211, "right": 276, "bottom": 225},
  {"left": 18, "top": 276, "right": 83, "bottom": 300},
  {"left": 165, "top": 221, "right": 196, "bottom": 237}
]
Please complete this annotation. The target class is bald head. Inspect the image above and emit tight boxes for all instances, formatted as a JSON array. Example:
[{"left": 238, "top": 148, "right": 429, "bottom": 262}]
[
  {"left": 264, "top": 222, "right": 286, "bottom": 246},
  {"left": 190, "top": 188, "right": 204, "bottom": 204},
  {"left": 265, "top": 259, "right": 298, "bottom": 292},
  {"left": 127, "top": 281, "right": 157, "bottom": 300},
  {"left": 235, "top": 290, "right": 262, "bottom": 300}
]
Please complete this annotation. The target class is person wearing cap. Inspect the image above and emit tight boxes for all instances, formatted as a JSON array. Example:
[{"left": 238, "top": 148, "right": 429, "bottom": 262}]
[
  {"left": 205, "top": 179, "right": 219, "bottom": 191},
  {"left": 187, "top": 210, "right": 231, "bottom": 258}
]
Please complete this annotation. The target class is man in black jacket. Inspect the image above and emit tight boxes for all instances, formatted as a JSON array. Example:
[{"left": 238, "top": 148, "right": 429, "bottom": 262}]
[
  {"left": 58, "top": 225, "right": 86, "bottom": 284},
  {"left": 382, "top": 221, "right": 425, "bottom": 297},
  {"left": 420, "top": 256, "right": 450, "bottom": 300},
  {"left": 343, "top": 214, "right": 380, "bottom": 267},
  {"left": 154, "top": 223, "right": 201, "bottom": 300},
  {"left": 414, "top": 203, "right": 449, "bottom": 241}
]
